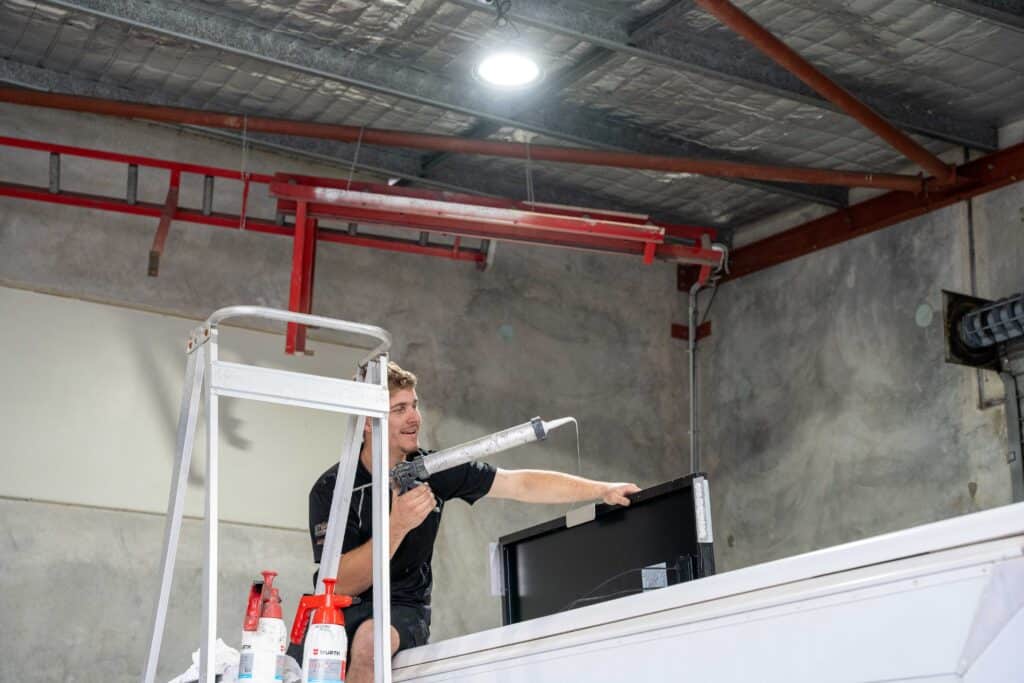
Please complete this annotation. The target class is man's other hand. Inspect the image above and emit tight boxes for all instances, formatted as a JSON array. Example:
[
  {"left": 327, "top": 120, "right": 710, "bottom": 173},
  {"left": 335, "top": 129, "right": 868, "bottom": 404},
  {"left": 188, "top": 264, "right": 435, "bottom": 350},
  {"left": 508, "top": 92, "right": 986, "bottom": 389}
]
[
  {"left": 390, "top": 483, "right": 435, "bottom": 538},
  {"left": 601, "top": 483, "right": 641, "bottom": 506}
]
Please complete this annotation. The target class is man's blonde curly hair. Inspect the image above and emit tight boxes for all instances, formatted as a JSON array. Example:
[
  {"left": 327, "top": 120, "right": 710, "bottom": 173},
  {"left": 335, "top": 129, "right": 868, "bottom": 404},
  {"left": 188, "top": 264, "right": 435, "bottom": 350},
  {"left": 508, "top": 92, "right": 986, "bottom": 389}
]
[{"left": 387, "top": 361, "right": 417, "bottom": 393}]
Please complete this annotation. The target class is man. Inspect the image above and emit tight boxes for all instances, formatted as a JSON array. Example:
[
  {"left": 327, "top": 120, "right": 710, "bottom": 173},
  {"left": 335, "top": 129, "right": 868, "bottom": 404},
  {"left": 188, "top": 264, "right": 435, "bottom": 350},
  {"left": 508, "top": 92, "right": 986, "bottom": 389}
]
[{"left": 304, "top": 362, "right": 640, "bottom": 682}]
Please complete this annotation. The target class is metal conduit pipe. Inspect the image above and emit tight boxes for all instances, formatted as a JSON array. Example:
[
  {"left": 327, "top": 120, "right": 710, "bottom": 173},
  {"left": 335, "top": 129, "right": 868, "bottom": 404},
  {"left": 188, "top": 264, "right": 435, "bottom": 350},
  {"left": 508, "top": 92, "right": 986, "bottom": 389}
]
[
  {"left": 0, "top": 87, "right": 925, "bottom": 193},
  {"left": 689, "top": 279, "right": 702, "bottom": 474}
]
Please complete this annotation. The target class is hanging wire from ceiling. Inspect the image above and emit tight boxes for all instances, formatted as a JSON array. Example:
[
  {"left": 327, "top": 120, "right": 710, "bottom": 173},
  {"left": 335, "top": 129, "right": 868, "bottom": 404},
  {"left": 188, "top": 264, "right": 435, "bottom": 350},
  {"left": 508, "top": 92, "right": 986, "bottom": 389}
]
[
  {"left": 490, "top": 0, "right": 520, "bottom": 36},
  {"left": 524, "top": 137, "right": 535, "bottom": 205},
  {"left": 239, "top": 114, "right": 249, "bottom": 230},
  {"left": 345, "top": 126, "right": 366, "bottom": 191}
]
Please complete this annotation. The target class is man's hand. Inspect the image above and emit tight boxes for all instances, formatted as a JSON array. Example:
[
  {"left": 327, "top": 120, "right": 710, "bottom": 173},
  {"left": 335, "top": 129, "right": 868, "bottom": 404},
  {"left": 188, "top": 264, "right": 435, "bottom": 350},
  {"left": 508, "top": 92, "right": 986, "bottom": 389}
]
[
  {"left": 601, "top": 483, "right": 641, "bottom": 506},
  {"left": 389, "top": 483, "right": 435, "bottom": 540}
]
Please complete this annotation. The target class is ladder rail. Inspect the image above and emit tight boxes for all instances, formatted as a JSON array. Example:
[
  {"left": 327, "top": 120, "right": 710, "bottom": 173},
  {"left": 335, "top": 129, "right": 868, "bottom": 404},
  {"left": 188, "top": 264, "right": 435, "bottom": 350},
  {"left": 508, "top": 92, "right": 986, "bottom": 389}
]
[
  {"left": 142, "top": 307, "right": 394, "bottom": 683},
  {"left": 140, "top": 344, "right": 206, "bottom": 683},
  {"left": 200, "top": 305, "right": 392, "bottom": 366}
]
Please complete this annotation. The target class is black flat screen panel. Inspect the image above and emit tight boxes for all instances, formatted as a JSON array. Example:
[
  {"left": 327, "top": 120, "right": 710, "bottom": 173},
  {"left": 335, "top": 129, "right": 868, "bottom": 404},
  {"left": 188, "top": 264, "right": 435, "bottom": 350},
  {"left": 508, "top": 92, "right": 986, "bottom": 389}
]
[{"left": 499, "top": 476, "right": 714, "bottom": 624}]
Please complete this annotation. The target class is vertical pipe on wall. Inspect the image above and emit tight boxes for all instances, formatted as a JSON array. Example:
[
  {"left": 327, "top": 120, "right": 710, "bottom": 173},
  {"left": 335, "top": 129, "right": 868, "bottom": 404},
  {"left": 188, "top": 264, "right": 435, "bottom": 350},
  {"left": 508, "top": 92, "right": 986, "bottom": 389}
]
[{"left": 689, "top": 282, "right": 702, "bottom": 473}]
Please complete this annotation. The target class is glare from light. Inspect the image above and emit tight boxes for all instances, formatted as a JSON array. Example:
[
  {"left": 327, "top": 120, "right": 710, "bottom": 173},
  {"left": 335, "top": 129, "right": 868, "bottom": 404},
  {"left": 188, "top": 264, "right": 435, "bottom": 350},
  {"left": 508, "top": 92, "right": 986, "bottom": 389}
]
[{"left": 476, "top": 52, "right": 541, "bottom": 87}]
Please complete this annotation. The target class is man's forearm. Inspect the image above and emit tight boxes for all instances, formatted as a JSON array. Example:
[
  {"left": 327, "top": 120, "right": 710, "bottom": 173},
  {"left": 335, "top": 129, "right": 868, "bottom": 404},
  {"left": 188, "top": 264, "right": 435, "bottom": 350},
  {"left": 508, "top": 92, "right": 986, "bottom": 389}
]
[
  {"left": 333, "top": 522, "right": 409, "bottom": 596},
  {"left": 498, "top": 469, "right": 612, "bottom": 504}
]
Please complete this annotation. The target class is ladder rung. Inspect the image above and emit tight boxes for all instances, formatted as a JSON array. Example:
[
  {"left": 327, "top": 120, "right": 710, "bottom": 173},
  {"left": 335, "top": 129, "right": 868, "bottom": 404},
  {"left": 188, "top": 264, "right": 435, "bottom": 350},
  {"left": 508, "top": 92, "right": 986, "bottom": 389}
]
[
  {"left": 210, "top": 360, "right": 389, "bottom": 415},
  {"left": 49, "top": 152, "right": 60, "bottom": 194},
  {"left": 202, "top": 175, "right": 214, "bottom": 216},
  {"left": 127, "top": 164, "right": 138, "bottom": 205}
]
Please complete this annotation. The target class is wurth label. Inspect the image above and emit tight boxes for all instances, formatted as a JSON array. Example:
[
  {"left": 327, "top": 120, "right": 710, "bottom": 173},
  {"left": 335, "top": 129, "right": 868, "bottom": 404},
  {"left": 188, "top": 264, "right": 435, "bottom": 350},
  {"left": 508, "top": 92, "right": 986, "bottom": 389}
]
[
  {"left": 307, "top": 657, "right": 345, "bottom": 682},
  {"left": 238, "top": 651, "right": 254, "bottom": 679}
]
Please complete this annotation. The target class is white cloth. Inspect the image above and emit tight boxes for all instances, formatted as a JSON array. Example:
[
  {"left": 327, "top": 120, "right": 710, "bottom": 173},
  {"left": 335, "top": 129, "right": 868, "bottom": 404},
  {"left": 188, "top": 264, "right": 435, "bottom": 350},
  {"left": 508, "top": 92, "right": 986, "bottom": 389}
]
[
  {"left": 166, "top": 638, "right": 239, "bottom": 683},
  {"left": 166, "top": 639, "right": 301, "bottom": 683}
]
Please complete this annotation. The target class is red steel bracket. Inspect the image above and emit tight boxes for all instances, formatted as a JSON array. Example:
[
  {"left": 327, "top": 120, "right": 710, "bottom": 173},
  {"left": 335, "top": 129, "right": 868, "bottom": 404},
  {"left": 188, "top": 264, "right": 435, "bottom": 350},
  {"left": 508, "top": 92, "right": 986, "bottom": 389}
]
[
  {"left": 671, "top": 321, "right": 713, "bottom": 342},
  {"left": 285, "top": 202, "right": 317, "bottom": 355},
  {"left": 148, "top": 170, "right": 180, "bottom": 276}
]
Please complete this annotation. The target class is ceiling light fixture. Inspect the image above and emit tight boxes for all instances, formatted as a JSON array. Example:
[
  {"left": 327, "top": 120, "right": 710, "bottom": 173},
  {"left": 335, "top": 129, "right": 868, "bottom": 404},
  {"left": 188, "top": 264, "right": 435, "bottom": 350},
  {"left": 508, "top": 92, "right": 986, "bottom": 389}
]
[{"left": 475, "top": 51, "right": 542, "bottom": 88}]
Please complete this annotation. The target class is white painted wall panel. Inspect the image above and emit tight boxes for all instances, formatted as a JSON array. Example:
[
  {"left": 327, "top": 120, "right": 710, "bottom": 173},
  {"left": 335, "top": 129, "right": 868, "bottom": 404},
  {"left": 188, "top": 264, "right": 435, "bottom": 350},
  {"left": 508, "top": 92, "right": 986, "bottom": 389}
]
[{"left": 0, "top": 285, "right": 365, "bottom": 529}]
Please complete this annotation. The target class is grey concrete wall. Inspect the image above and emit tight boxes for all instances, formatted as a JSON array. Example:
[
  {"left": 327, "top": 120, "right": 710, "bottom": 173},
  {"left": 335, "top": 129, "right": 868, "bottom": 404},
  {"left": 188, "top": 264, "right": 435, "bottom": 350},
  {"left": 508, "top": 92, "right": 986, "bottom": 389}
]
[
  {"left": 0, "top": 102, "right": 689, "bottom": 678},
  {"left": 3, "top": 101, "right": 1023, "bottom": 681},
  {"left": 702, "top": 181, "right": 1024, "bottom": 572},
  {"left": 0, "top": 498, "right": 312, "bottom": 683}
]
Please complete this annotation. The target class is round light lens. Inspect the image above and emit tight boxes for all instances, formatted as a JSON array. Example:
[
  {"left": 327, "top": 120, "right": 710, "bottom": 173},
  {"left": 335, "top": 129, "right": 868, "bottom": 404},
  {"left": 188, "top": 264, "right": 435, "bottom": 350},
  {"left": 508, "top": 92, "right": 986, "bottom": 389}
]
[{"left": 476, "top": 52, "right": 541, "bottom": 88}]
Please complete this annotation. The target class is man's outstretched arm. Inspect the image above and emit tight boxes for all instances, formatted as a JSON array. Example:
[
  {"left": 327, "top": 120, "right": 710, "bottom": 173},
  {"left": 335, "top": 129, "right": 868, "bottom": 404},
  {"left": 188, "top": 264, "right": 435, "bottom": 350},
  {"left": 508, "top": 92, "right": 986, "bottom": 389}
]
[{"left": 486, "top": 469, "right": 640, "bottom": 506}]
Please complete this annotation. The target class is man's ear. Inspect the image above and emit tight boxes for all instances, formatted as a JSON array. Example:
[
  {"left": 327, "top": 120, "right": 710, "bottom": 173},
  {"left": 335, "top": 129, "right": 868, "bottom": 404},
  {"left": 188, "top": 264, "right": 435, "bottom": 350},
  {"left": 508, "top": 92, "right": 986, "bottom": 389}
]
[{"left": 363, "top": 418, "right": 373, "bottom": 439}]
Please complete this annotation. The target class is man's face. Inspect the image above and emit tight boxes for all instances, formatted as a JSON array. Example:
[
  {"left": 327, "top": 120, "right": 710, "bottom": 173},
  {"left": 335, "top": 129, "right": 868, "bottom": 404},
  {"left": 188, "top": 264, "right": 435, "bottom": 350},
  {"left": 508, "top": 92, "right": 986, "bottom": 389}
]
[{"left": 388, "top": 388, "right": 421, "bottom": 458}]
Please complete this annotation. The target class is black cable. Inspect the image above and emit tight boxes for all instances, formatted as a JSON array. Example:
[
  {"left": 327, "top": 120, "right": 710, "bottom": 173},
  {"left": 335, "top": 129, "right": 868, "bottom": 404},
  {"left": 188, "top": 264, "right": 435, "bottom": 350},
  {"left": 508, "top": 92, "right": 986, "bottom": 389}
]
[
  {"left": 698, "top": 282, "right": 719, "bottom": 327},
  {"left": 567, "top": 588, "right": 645, "bottom": 609},
  {"left": 558, "top": 564, "right": 684, "bottom": 613}
]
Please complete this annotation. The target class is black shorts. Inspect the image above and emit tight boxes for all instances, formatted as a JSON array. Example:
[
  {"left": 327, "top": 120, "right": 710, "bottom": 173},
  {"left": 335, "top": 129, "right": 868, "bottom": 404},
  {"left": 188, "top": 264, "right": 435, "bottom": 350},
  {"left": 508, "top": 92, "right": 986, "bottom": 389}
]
[
  {"left": 286, "top": 600, "right": 431, "bottom": 664},
  {"left": 343, "top": 601, "right": 431, "bottom": 654}
]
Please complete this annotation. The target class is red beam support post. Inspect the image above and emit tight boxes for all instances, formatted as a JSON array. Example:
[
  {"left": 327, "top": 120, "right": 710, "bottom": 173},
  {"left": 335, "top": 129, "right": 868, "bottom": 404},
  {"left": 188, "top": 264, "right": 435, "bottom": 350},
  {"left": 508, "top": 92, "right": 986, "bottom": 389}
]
[
  {"left": 694, "top": 0, "right": 954, "bottom": 184},
  {"left": 285, "top": 201, "right": 312, "bottom": 355},
  {"left": 294, "top": 218, "right": 319, "bottom": 353},
  {"left": 148, "top": 169, "right": 180, "bottom": 276}
]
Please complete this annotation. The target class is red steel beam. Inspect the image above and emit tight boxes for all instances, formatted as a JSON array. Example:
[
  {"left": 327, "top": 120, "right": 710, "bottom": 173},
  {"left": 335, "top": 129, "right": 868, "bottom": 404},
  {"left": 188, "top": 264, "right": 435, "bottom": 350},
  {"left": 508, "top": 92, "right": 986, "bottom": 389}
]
[
  {"left": 275, "top": 174, "right": 719, "bottom": 248},
  {"left": 295, "top": 218, "right": 319, "bottom": 352},
  {"left": 148, "top": 170, "right": 180, "bottom": 276},
  {"left": 271, "top": 182, "right": 666, "bottom": 244},
  {"left": 286, "top": 202, "right": 311, "bottom": 354},
  {"left": 0, "top": 87, "right": 924, "bottom": 192},
  {"left": 292, "top": 198, "right": 721, "bottom": 264},
  {"left": 694, "top": 0, "right": 954, "bottom": 184},
  {"left": 727, "top": 140, "right": 1024, "bottom": 280},
  {"left": 0, "top": 180, "right": 486, "bottom": 265},
  {"left": 317, "top": 230, "right": 484, "bottom": 264},
  {"left": 0, "top": 134, "right": 275, "bottom": 183},
  {"left": 268, "top": 184, "right": 724, "bottom": 266}
]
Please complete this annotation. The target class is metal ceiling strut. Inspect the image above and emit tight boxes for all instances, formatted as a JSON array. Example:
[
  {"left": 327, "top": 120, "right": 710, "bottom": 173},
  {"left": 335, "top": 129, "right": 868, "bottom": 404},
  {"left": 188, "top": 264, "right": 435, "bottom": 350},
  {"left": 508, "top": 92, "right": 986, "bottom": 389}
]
[
  {"left": 37, "top": 0, "right": 849, "bottom": 207},
  {"left": 693, "top": 0, "right": 955, "bottom": 184},
  {"left": 446, "top": 0, "right": 998, "bottom": 151},
  {"left": 724, "top": 139, "right": 1024, "bottom": 280},
  {"left": 0, "top": 59, "right": 708, "bottom": 228},
  {"left": 0, "top": 133, "right": 723, "bottom": 350},
  {"left": 270, "top": 174, "right": 722, "bottom": 266},
  {"left": 0, "top": 87, "right": 926, "bottom": 192}
]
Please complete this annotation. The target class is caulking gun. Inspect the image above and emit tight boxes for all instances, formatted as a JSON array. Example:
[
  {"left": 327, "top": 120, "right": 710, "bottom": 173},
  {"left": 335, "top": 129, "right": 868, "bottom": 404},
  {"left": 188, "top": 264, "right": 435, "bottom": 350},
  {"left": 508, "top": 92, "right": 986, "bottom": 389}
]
[{"left": 390, "top": 416, "right": 575, "bottom": 494}]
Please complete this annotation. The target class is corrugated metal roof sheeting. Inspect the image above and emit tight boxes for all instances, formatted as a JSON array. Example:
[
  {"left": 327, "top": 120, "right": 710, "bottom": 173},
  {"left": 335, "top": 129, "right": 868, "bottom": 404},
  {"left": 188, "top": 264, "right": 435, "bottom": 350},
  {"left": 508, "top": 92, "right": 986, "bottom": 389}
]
[
  {"left": 438, "top": 150, "right": 800, "bottom": 227},
  {"left": 0, "top": 0, "right": 481, "bottom": 134},
  {"left": 672, "top": 0, "right": 1024, "bottom": 123},
  {"left": 562, "top": 53, "right": 951, "bottom": 171}
]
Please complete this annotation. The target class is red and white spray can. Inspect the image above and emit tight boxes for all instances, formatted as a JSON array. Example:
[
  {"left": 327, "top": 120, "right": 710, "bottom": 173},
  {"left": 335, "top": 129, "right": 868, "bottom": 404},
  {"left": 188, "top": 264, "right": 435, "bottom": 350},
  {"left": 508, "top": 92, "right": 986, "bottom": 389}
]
[{"left": 290, "top": 578, "right": 353, "bottom": 683}]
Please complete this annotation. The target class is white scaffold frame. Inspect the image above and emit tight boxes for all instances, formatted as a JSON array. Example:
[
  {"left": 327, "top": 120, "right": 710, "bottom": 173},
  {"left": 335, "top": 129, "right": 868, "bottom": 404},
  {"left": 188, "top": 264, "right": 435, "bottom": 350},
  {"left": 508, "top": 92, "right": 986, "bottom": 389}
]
[{"left": 140, "top": 306, "right": 397, "bottom": 683}]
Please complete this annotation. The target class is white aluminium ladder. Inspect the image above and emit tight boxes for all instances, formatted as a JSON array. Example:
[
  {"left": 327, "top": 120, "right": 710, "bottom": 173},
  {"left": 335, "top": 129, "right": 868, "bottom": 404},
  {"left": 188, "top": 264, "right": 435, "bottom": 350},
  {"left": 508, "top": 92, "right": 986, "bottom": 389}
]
[{"left": 141, "top": 306, "right": 398, "bottom": 683}]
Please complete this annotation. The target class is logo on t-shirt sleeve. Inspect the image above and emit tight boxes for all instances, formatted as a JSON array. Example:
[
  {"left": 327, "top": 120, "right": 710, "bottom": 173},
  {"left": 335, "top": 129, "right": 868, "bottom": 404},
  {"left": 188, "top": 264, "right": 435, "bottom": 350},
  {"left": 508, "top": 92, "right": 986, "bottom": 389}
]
[{"left": 314, "top": 521, "right": 328, "bottom": 545}]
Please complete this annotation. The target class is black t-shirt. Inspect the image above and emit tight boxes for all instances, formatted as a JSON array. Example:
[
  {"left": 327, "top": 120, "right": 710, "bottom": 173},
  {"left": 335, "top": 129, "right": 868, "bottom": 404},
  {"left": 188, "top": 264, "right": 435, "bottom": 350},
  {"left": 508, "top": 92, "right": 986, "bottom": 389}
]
[{"left": 308, "top": 449, "right": 496, "bottom": 608}]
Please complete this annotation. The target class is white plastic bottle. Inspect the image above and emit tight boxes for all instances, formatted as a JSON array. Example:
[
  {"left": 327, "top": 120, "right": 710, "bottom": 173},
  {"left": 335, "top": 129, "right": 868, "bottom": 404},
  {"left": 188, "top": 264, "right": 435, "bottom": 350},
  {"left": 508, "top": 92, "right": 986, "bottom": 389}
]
[
  {"left": 241, "top": 570, "right": 285, "bottom": 682},
  {"left": 258, "top": 587, "right": 287, "bottom": 681},
  {"left": 290, "top": 578, "right": 353, "bottom": 683},
  {"left": 238, "top": 577, "right": 264, "bottom": 680}
]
